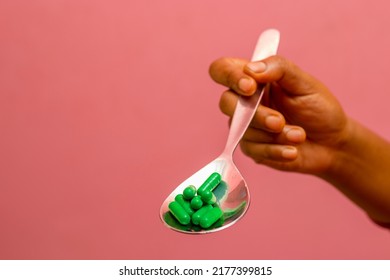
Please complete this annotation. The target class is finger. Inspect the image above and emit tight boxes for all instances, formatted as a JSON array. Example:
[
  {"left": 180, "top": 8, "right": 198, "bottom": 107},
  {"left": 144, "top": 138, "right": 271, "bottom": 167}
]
[
  {"left": 240, "top": 141, "right": 299, "bottom": 162},
  {"left": 219, "top": 90, "right": 285, "bottom": 132},
  {"left": 209, "top": 57, "right": 257, "bottom": 95},
  {"left": 243, "top": 125, "right": 306, "bottom": 144},
  {"left": 244, "top": 55, "right": 327, "bottom": 96}
]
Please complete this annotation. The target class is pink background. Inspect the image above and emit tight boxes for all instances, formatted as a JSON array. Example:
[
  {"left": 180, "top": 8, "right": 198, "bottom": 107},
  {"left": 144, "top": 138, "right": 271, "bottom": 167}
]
[{"left": 1, "top": 0, "right": 389, "bottom": 259}]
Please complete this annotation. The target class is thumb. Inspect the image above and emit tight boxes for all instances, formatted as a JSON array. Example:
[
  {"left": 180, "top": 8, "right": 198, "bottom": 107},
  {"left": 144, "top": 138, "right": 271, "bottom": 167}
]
[{"left": 244, "top": 55, "right": 327, "bottom": 96}]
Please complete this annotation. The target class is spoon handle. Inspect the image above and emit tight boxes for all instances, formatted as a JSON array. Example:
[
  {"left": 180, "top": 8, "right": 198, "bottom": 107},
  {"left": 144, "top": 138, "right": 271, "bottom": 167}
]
[{"left": 222, "top": 29, "right": 280, "bottom": 157}]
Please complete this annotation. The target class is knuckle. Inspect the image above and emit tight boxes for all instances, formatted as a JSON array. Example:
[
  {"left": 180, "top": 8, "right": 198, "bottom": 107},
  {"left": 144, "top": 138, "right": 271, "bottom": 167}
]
[{"left": 266, "top": 55, "right": 292, "bottom": 82}]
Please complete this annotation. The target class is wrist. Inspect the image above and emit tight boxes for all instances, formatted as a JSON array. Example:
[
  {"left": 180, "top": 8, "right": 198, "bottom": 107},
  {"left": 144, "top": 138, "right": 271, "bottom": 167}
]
[
  {"left": 319, "top": 118, "right": 390, "bottom": 223},
  {"left": 322, "top": 117, "right": 359, "bottom": 179}
]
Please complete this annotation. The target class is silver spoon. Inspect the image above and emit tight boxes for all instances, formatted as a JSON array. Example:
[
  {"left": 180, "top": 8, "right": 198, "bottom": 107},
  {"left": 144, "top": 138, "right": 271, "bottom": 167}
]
[{"left": 160, "top": 29, "right": 280, "bottom": 234}]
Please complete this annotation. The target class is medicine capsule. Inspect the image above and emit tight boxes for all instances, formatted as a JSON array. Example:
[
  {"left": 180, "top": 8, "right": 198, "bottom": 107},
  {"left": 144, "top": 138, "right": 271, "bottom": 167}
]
[
  {"left": 175, "top": 194, "right": 194, "bottom": 216},
  {"left": 192, "top": 204, "right": 213, "bottom": 225},
  {"left": 169, "top": 201, "right": 191, "bottom": 225},
  {"left": 163, "top": 212, "right": 191, "bottom": 231},
  {"left": 208, "top": 215, "right": 225, "bottom": 230},
  {"left": 183, "top": 185, "right": 196, "bottom": 200},
  {"left": 200, "top": 206, "right": 223, "bottom": 229},
  {"left": 197, "top": 172, "right": 221, "bottom": 196},
  {"left": 201, "top": 190, "right": 216, "bottom": 205},
  {"left": 190, "top": 196, "right": 203, "bottom": 210}
]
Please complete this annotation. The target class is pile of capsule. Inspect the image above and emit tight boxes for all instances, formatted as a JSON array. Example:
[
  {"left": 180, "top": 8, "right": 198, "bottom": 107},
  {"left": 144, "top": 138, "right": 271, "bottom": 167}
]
[{"left": 168, "top": 172, "right": 224, "bottom": 229}]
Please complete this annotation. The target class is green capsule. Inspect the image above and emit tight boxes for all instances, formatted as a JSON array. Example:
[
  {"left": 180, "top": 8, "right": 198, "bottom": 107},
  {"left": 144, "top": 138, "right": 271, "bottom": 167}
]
[
  {"left": 201, "top": 190, "right": 217, "bottom": 205},
  {"left": 200, "top": 206, "right": 223, "bottom": 229},
  {"left": 168, "top": 201, "right": 191, "bottom": 225},
  {"left": 183, "top": 185, "right": 196, "bottom": 200},
  {"left": 206, "top": 194, "right": 217, "bottom": 205},
  {"left": 163, "top": 212, "right": 191, "bottom": 231},
  {"left": 197, "top": 172, "right": 221, "bottom": 196},
  {"left": 192, "top": 204, "right": 213, "bottom": 225},
  {"left": 190, "top": 196, "right": 203, "bottom": 210},
  {"left": 201, "top": 189, "right": 212, "bottom": 201},
  {"left": 208, "top": 215, "right": 225, "bottom": 230},
  {"left": 175, "top": 194, "right": 194, "bottom": 216}
]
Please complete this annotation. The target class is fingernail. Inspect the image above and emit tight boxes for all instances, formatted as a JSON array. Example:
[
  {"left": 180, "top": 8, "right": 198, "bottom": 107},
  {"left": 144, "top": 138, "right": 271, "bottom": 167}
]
[
  {"left": 282, "top": 147, "right": 297, "bottom": 159},
  {"left": 265, "top": 115, "right": 283, "bottom": 131},
  {"left": 246, "top": 62, "right": 267, "bottom": 73},
  {"left": 238, "top": 77, "right": 254, "bottom": 94},
  {"left": 286, "top": 129, "right": 304, "bottom": 142}
]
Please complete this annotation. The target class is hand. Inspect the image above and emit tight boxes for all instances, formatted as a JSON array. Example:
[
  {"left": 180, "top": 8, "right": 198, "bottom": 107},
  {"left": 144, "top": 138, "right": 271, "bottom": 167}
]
[{"left": 209, "top": 55, "right": 351, "bottom": 175}]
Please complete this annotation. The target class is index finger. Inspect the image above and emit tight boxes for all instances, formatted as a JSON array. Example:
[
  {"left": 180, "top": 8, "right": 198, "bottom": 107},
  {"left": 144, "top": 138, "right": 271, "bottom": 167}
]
[{"left": 209, "top": 57, "right": 258, "bottom": 96}]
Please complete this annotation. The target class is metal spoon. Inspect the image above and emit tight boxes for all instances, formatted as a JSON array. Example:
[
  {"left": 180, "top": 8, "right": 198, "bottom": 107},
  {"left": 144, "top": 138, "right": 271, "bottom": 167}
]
[{"left": 160, "top": 29, "right": 280, "bottom": 234}]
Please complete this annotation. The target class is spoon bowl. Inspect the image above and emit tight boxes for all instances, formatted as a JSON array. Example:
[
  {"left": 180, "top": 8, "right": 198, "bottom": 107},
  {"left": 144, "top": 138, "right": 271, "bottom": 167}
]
[
  {"left": 160, "top": 29, "right": 280, "bottom": 234},
  {"left": 160, "top": 155, "right": 248, "bottom": 233}
]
